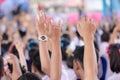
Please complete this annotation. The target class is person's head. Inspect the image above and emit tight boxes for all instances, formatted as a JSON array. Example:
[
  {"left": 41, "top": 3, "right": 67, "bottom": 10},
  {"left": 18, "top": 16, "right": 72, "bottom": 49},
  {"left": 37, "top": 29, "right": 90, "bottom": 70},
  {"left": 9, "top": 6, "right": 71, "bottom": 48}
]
[
  {"left": 0, "top": 56, "right": 4, "bottom": 79},
  {"left": 26, "top": 39, "right": 38, "bottom": 51},
  {"left": 18, "top": 72, "right": 41, "bottom": 80},
  {"left": 11, "top": 9, "right": 20, "bottom": 21},
  {"left": 1, "top": 41, "right": 12, "bottom": 55},
  {"left": 29, "top": 48, "right": 45, "bottom": 77},
  {"left": 61, "top": 34, "right": 70, "bottom": 50},
  {"left": 73, "top": 46, "right": 99, "bottom": 79},
  {"left": 101, "top": 32, "right": 110, "bottom": 42},
  {"left": 66, "top": 55, "right": 74, "bottom": 69},
  {"left": 11, "top": 46, "right": 19, "bottom": 59},
  {"left": 108, "top": 44, "right": 120, "bottom": 73}
]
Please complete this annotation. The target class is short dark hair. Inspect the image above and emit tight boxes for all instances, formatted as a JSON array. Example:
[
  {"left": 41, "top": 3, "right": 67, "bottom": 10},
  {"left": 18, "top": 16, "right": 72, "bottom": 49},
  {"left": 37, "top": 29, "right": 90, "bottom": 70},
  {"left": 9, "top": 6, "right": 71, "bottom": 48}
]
[
  {"left": 67, "top": 55, "right": 74, "bottom": 69},
  {"left": 0, "top": 56, "right": 4, "bottom": 78},
  {"left": 73, "top": 46, "right": 99, "bottom": 69},
  {"left": 29, "top": 48, "right": 44, "bottom": 74},
  {"left": 26, "top": 39, "right": 38, "bottom": 51},
  {"left": 11, "top": 46, "right": 19, "bottom": 59},
  {"left": 73, "top": 46, "right": 84, "bottom": 69},
  {"left": 109, "top": 44, "right": 120, "bottom": 73},
  {"left": 18, "top": 72, "right": 41, "bottom": 80},
  {"left": 101, "top": 32, "right": 110, "bottom": 42},
  {"left": 61, "top": 34, "right": 70, "bottom": 49}
]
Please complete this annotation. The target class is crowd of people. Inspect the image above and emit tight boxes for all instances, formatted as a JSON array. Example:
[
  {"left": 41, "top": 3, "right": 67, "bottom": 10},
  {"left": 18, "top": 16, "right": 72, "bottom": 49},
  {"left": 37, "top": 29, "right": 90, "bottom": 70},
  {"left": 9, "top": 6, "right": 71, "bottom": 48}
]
[{"left": 0, "top": 1, "right": 120, "bottom": 80}]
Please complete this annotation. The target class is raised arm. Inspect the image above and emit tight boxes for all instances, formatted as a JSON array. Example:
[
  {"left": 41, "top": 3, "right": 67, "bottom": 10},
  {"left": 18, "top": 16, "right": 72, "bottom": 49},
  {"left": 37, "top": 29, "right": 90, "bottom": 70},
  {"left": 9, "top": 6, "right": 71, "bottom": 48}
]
[
  {"left": 49, "top": 21, "right": 62, "bottom": 80},
  {"left": 36, "top": 11, "right": 50, "bottom": 76},
  {"left": 77, "top": 17, "right": 98, "bottom": 80},
  {"left": 36, "top": 11, "right": 62, "bottom": 80},
  {"left": 7, "top": 54, "right": 22, "bottom": 80},
  {"left": 13, "top": 33, "right": 28, "bottom": 71},
  {"left": 109, "top": 23, "right": 120, "bottom": 44}
]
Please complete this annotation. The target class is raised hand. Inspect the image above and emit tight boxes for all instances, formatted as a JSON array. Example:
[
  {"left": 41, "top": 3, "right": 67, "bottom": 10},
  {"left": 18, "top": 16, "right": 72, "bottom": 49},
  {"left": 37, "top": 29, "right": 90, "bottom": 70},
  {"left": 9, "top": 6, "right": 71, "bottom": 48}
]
[
  {"left": 113, "top": 22, "right": 120, "bottom": 33},
  {"left": 47, "top": 20, "right": 62, "bottom": 80},
  {"left": 47, "top": 20, "right": 61, "bottom": 42},
  {"left": 36, "top": 11, "right": 46, "bottom": 35},
  {"left": 109, "top": 20, "right": 120, "bottom": 44},
  {"left": 13, "top": 33, "right": 28, "bottom": 70},
  {"left": 77, "top": 17, "right": 98, "bottom": 80},
  {"left": 77, "top": 17, "right": 97, "bottom": 41},
  {"left": 7, "top": 54, "right": 22, "bottom": 80}
]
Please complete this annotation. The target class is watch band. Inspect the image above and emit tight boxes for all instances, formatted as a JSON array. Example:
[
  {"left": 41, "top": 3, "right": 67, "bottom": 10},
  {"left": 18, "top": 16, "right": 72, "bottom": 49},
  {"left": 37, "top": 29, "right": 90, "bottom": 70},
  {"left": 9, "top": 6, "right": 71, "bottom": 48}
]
[{"left": 38, "top": 35, "right": 48, "bottom": 41}]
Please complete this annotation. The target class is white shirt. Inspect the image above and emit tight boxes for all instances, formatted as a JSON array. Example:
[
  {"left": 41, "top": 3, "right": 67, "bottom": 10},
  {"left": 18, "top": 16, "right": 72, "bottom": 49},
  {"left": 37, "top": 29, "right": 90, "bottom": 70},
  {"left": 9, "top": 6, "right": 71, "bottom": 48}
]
[
  {"left": 68, "top": 37, "right": 84, "bottom": 51},
  {"left": 41, "top": 66, "right": 70, "bottom": 80},
  {"left": 99, "top": 42, "right": 109, "bottom": 56},
  {"left": 62, "top": 61, "right": 76, "bottom": 80},
  {"left": 42, "top": 75, "right": 49, "bottom": 80},
  {"left": 108, "top": 73, "right": 120, "bottom": 80},
  {"left": 0, "top": 24, "right": 7, "bottom": 33}
]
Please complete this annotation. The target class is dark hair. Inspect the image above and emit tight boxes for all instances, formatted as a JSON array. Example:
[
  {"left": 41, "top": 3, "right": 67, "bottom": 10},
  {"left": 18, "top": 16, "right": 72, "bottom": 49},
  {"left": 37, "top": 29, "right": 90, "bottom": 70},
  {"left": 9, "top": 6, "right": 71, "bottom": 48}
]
[
  {"left": 18, "top": 72, "right": 41, "bottom": 80},
  {"left": 2, "top": 33, "right": 8, "bottom": 41},
  {"left": 61, "top": 47, "right": 67, "bottom": 61},
  {"left": 26, "top": 39, "right": 38, "bottom": 51},
  {"left": 29, "top": 48, "right": 44, "bottom": 74},
  {"left": 0, "top": 56, "right": 4, "bottom": 78},
  {"left": 11, "top": 46, "right": 19, "bottom": 59},
  {"left": 61, "top": 34, "right": 70, "bottom": 50},
  {"left": 109, "top": 44, "right": 120, "bottom": 73},
  {"left": 101, "top": 32, "right": 110, "bottom": 42},
  {"left": 73, "top": 46, "right": 99, "bottom": 69},
  {"left": 67, "top": 55, "right": 74, "bottom": 69},
  {"left": 1, "top": 41, "right": 12, "bottom": 55},
  {"left": 19, "top": 30, "right": 26, "bottom": 39}
]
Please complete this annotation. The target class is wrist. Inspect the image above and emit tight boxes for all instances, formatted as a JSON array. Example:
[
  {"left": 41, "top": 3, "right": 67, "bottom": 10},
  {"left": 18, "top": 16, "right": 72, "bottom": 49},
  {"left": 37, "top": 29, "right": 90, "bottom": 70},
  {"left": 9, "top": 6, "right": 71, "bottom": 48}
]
[
  {"left": 38, "top": 35, "right": 48, "bottom": 42},
  {"left": 83, "top": 36, "right": 94, "bottom": 43},
  {"left": 52, "top": 39, "right": 60, "bottom": 43},
  {"left": 113, "top": 31, "right": 117, "bottom": 35},
  {"left": 52, "top": 40, "right": 60, "bottom": 46}
]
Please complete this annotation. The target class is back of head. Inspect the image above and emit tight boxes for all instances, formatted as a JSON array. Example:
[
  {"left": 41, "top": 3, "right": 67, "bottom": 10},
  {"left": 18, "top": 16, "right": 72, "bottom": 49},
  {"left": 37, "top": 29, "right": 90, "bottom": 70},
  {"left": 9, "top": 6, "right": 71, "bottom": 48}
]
[
  {"left": 0, "top": 56, "right": 4, "bottom": 78},
  {"left": 26, "top": 39, "right": 38, "bottom": 51},
  {"left": 108, "top": 44, "right": 120, "bottom": 73},
  {"left": 67, "top": 55, "right": 74, "bottom": 69},
  {"left": 29, "top": 48, "right": 44, "bottom": 74},
  {"left": 73, "top": 46, "right": 99, "bottom": 69},
  {"left": 61, "top": 34, "right": 70, "bottom": 50},
  {"left": 101, "top": 32, "right": 110, "bottom": 42},
  {"left": 18, "top": 72, "right": 41, "bottom": 80},
  {"left": 73, "top": 46, "right": 84, "bottom": 69}
]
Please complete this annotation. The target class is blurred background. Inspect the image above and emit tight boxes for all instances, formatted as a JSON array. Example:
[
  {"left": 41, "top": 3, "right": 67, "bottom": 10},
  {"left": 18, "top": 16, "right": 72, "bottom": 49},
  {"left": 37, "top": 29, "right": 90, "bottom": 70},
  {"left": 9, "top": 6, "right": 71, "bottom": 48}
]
[
  {"left": 0, "top": 0, "right": 120, "bottom": 22},
  {"left": 0, "top": 0, "right": 120, "bottom": 80}
]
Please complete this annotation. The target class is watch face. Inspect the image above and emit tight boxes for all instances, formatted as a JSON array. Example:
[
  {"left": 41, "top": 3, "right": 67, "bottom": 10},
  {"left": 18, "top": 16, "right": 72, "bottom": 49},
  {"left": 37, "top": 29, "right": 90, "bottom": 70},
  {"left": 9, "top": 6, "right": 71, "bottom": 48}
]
[{"left": 41, "top": 36, "right": 46, "bottom": 40}]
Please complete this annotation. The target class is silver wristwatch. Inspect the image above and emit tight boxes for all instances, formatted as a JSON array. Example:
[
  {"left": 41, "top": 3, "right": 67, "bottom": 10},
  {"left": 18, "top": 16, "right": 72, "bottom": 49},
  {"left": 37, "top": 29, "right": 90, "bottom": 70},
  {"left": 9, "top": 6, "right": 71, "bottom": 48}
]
[{"left": 38, "top": 35, "right": 48, "bottom": 41}]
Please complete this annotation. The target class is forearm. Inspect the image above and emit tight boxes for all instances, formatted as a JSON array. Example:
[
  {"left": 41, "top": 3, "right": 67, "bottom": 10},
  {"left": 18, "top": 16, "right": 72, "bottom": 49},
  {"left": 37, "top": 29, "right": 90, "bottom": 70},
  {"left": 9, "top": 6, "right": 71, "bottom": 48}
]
[
  {"left": 84, "top": 38, "right": 97, "bottom": 80},
  {"left": 50, "top": 41, "right": 62, "bottom": 80},
  {"left": 18, "top": 50, "right": 28, "bottom": 70},
  {"left": 69, "top": 26, "right": 74, "bottom": 40},
  {"left": 39, "top": 41, "right": 50, "bottom": 76},
  {"left": 109, "top": 32, "right": 117, "bottom": 44},
  {"left": 12, "top": 59, "right": 22, "bottom": 80}
]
